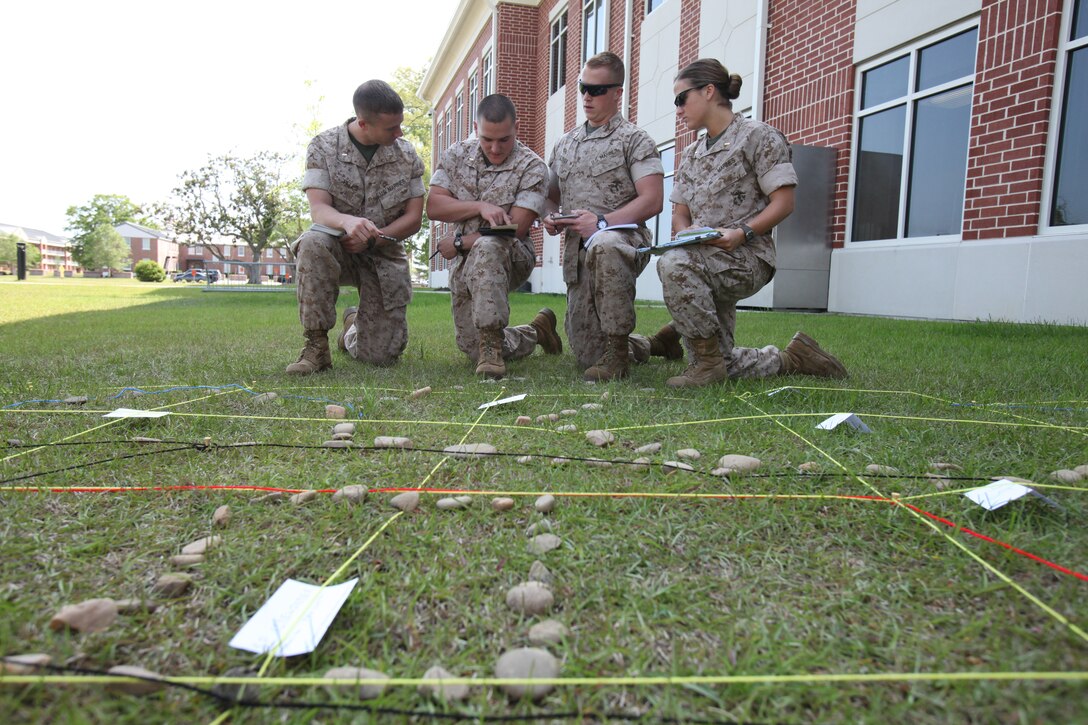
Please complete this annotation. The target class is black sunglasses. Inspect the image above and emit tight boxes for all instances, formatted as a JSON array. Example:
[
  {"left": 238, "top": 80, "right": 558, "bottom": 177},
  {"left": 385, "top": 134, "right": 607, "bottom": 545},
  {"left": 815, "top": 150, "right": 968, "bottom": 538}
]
[
  {"left": 673, "top": 85, "right": 706, "bottom": 107},
  {"left": 579, "top": 81, "right": 622, "bottom": 97}
]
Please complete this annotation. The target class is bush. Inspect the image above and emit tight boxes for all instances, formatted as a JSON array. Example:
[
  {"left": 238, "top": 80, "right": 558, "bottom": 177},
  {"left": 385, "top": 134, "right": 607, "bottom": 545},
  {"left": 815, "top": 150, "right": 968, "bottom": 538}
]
[{"left": 133, "top": 259, "right": 166, "bottom": 282}]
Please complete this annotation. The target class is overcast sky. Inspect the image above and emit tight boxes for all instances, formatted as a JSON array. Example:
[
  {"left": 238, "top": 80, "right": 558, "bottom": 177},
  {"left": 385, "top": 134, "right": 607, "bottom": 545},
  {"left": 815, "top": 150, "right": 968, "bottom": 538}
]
[{"left": 0, "top": 0, "right": 454, "bottom": 234}]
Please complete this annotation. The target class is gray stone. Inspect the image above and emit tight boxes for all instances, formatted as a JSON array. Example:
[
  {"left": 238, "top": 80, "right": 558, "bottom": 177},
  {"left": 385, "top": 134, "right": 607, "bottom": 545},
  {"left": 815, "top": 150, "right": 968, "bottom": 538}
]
[
  {"left": 635, "top": 442, "right": 662, "bottom": 454},
  {"left": 131, "top": 437, "right": 162, "bottom": 443},
  {"left": 534, "top": 495, "right": 556, "bottom": 513},
  {"left": 798, "top": 461, "right": 821, "bottom": 474},
  {"left": 49, "top": 598, "right": 119, "bottom": 633},
  {"left": 170, "top": 554, "right": 205, "bottom": 567},
  {"left": 0, "top": 653, "right": 51, "bottom": 674},
  {"left": 255, "top": 491, "right": 284, "bottom": 503},
  {"left": 550, "top": 457, "right": 569, "bottom": 465},
  {"left": 528, "top": 560, "right": 553, "bottom": 585},
  {"left": 1051, "top": 469, "right": 1083, "bottom": 484},
  {"left": 113, "top": 599, "right": 157, "bottom": 614},
  {"left": 63, "top": 396, "right": 88, "bottom": 405},
  {"left": 505, "top": 581, "right": 555, "bottom": 615},
  {"left": 676, "top": 448, "right": 701, "bottom": 460},
  {"left": 409, "top": 386, "right": 432, "bottom": 400},
  {"left": 517, "top": 455, "right": 533, "bottom": 464},
  {"left": 585, "top": 458, "right": 612, "bottom": 468},
  {"left": 662, "top": 461, "right": 694, "bottom": 474},
  {"left": 529, "top": 533, "right": 561, "bottom": 555},
  {"left": 516, "top": 416, "right": 532, "bottom": 426},
  {"left": 418, "top": 665, "right": 470, "bottom": 702},
  {"left": 322, "top": 439, "right": 352, "bottom": 449},
  {"left": 375, "top": 436, "right": 413, "bottom": 449},
  {"left": 865, "top": 464, "right": 899, "bottom": 475},
  {"left": 252, "top": 392, "right": 278, "bottom": 403},
  {"left": 494, "top": 647, "right": 559, "bottom": 701},
  {"left": 581, "top": 403, "right": 602, "bottom": 410},
  {"left": 437, "top": 497, "right": 469, "bottom": 510},
  {"left": 331, "top": 432, "right": 354, "bottom": 441},
  {"left": 528, "top": 619, "right": 569, "bottom": 646},
  {"left": 1075, "top": 464, "right": 1088, "bottom": 477},
  {"left": 106, "top": 665, "right": 165, "bottom": 695},
  {"left": 932, "top": 461, "right": 963, "bottom": 472},
  {"left": 332, "top": 422, "right": 356, "bottom": 435},
  {"left": 631, "top": 457, "right": 651, "bottom": 469},
  {"left": 332, "top": 485, "right": 368, "bottom": 504},
  {"left": 586, "top": 430, "right": 614, "bottom": 447},
  {"left": 212, "top": 505, "right": 231, "bottom": 527},
  {"left": 324, "top": 666, "right": 389, "bottom": 699},
  {"left": 181, "top": 536, "right": 221, "bottom": 555},
  {"left": 444, "top": 443, "right": 497, "bottom": 458},
  {"left": 559, "top": 409, "right": 578, "bottom": 417},
  {"left": 556, "top": 425, "right": 577, "bottom": 433},
  {"left": 290, "top": 490, "right": 319, "bottom": 505},
  {"left": 492, "top": 497, "right": 515, "bottom": 511},
  {"left": 716, "top": 454, "right": 762, "bottom": 474},
  {"left": 526, "top": 520, "right": 553, "bottom": 536},
  {"left": 325, "top": 405, "right": 347, "bottom": 419},
  {"left": 390, "top": 491, "right": 420, "bottom": 511},
  {"left": 153, "top": 573, "right": 193, "bottom": 598}
]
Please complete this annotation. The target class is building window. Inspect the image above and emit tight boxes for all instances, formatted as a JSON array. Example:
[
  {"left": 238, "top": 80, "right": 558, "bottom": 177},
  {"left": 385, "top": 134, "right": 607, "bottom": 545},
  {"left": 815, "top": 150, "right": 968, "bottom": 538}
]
[
  {"left": 550, "top": 11, "right": 568, "bottom": 96},
  {"left": 1050, "top": 0, "right": 1088, "bottom": 227},
  {"left": 582, "top": 0, "right": 606, "bottom": 63},
  {"left": 468, "top": 72, "right": 478, "bottom": 122},
  {"left": 482, "top": 51, "right": 494, "bottom": 96},
  {"left": 444, "top": 108, "right": 452, "bottom": 150},
  {"left": 223, "top": 263, "right": 231, "bottom": 275},
  {"left": 140, "top": 238, "right": 150, "bottom": 251},
  {"left": 649, "top": 144, "right": 676, "bottom": 245},
  {"left": 456, "top": 91, "right": 464, "bottom": 140},
  {"left": 646, "top": 0, "right": 667, "bottom": 12},
  {"left": 851, "top": 26, "right": 977, "bottom": 242}
]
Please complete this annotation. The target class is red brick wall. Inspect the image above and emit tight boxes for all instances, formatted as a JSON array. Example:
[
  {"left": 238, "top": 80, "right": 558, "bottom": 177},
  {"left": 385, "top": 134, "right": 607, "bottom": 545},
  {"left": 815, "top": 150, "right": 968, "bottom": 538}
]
[
  {"left": 763, "top": 0, "right": 855, "bottom": 248},
  {"left": 627, "top": 1, "right": 645, "bottom": 123},
  {"left": 497, "top": 3, "right": 542, "bottom": 152},
  {"left": 963, "top": 0, "right": 1062, "bottom": 240},
  {"left": 674, "top": 0, "right": 703, "bottom": 166},
  {"left": 564, "top": 1, "right": 582, "bottom": 129}
]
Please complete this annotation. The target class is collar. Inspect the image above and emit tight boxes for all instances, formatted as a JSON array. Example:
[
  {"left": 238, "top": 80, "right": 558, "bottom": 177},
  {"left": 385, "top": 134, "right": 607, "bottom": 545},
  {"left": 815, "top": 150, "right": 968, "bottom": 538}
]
[
  {"left": 572, "top": 113, "right": 625, "bottom": 142},
  {"left": 338, "top": 118, "right": 395, "bottom": 167},
  {"left": 473, "top": 139, "right": 524, "bottom": 172},
  {"left": 693, "top": 113, "right": 743, "bottom": 159}
]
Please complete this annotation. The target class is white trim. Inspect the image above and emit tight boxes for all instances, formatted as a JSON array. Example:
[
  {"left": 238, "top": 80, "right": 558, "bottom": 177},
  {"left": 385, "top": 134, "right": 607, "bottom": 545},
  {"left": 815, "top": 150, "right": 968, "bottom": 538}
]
[
  {"left": 751, "top": 0, "right": 769, "bottom": 122},
  {"left": 1040, "top": 0, "right": 1088, "bottom": 236},
  {"left": 845, "top": 17, "right": 979, "bottom": 247}
]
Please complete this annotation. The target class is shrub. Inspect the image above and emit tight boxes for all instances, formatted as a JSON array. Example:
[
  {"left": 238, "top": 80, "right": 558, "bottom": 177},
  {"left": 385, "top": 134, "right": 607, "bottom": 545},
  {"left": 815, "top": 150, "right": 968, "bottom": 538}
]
[{"left": 133, "top": 259, "right": 166, "bottom": 282}]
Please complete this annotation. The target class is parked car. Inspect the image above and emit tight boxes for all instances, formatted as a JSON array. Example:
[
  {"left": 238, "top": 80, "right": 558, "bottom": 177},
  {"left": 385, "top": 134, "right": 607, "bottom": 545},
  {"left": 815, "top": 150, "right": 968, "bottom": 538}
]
[{"left": 172, "top": 269, "right": 220, "bottom": 283}]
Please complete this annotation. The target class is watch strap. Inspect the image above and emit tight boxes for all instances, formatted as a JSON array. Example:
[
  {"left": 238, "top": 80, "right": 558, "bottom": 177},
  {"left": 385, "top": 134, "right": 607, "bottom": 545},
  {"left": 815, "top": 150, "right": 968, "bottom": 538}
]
[{"left": 739, "top": 222, "right": 756, "bottom": 242}]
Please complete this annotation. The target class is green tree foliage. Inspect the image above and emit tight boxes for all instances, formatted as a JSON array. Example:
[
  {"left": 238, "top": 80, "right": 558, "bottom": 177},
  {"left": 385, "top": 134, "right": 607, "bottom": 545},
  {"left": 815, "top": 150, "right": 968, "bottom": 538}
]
[
  {"left": 133, "top": 259, "right": 166, "bottom": 282},
  {"left": 389, "top": 64, "right": 433, "bottom": 277},
  {"left": 82, "top": 224, "right": 131, "bottom": 271},
  {"left": 65, "top": 194, "right": 146, "bottom": 268},
  {"left": 0, "top": 232, "right": 44, "bottom": 269},
  {"left": 159, "top": 152, "right": 307, "bottom": 283}
]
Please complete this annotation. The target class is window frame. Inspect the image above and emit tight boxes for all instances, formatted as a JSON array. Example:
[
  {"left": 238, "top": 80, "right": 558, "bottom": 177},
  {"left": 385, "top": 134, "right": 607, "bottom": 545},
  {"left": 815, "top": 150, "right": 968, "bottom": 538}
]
[
  {"left": 481, "top": 49, "right": 494, "bottom": 97},
  {"left": 467, "top": 69, "right": 478, "bottom": 127},
  {"left": 550, "top": 9, "right": 569, "bottom": 97},
  {"left": 1041, "top": 0, "right": 1088, "bottom": 235},
  {"left": 456, "top": 90, "right": 464, "bottom": 141},
  {"left": 581, "top": 0, "right": 608, "bottom": 65},
  {"left": 845, "top": 18, "right": 979, "bottom": 248},
  {"left": 646, "top": 0, "right": 667, "bottom": 14}
]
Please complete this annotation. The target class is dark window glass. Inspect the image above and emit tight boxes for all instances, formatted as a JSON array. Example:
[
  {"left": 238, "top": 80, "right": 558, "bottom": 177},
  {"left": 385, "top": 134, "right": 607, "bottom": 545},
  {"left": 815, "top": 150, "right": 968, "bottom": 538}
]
[
  {"left": 652, "top": 145, "right": 675, "bottom": 244},
  {"left": 583, "top": 0, "right": 605, "bottom": 62},
  {"left": 906, "top": 86, "right": 972, "bottom": 236},
  {"left": 647, "top": 0, "right": 666, "bottom": 12},
  {"left": 550, "top": 13, "right": 568, "bottom": 95},
  {"left": 917, "top": 28, "right": 978, "bottom": 91},
  {"left": 1052, "top": 46, "right": 1088, "bottom": 225},
  {"left": 861, "top": 56, "right": 908, "bottom": 109},
  {"left": 853, "top": 106, "right": 906, "bottom": 241},
  {"left": 1073, "top": 0, "right": 1087, "bottom": 41}
]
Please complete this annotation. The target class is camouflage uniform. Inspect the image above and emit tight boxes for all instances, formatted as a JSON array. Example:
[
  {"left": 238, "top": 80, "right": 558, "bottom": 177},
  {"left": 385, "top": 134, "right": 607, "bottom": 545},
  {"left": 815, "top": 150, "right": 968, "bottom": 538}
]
[
  {"left": 294, "top": 119, "right": 425, "bottom": 366},
  {"left": 431, "top": 138, "right": 549, "bottom": 362},
  {"left": 549, "top": 114, "right": 664, "bottom": 370},
  {"left": 658, "top": 114, "right": 798, "bottom": 378}
]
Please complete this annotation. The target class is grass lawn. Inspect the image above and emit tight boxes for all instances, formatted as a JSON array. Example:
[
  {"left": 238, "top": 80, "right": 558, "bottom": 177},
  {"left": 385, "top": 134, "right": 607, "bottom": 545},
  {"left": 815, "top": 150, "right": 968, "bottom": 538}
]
[{"left": 1, "top": 276, "right": 1086, "bottom": 723}]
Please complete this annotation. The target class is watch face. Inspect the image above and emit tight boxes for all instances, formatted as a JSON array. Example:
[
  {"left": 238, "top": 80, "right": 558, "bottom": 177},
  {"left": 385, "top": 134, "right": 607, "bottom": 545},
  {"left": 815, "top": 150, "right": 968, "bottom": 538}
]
[{"left": 597, "top": 217, "right": 607, "bottom": 230}]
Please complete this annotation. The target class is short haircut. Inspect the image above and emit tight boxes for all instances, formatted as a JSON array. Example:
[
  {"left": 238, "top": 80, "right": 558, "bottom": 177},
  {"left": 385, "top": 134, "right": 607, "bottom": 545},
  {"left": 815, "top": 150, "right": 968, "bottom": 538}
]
[
  {"left": 476, "top": 94, "right": 517, "bottom": 124},
  {"left": 353, "top": 80, "right": 404, "bottom": 120},
  {"left": 585, "top": 51, "right": 625, "bottom": 84}
]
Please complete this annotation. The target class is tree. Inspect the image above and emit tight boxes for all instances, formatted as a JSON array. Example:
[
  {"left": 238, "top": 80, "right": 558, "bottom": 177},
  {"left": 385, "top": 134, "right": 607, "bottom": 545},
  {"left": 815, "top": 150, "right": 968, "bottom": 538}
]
[
  {"left": 133, "top": 259, "right": 166, "bottom": 282},
  {"left": 65, "top": 194, "right": 146, "bottom": 268},
  {"left": 81, "top": 224, "right": 130, "bottom": 271},
  {"left": 0, "top": 232, "right": 43, "bottom": 269},
  {"left": 390, "top": 64, "right": 434, "bottom": 277},
  {"left": 159, "top": 152, "right": 307, "bottom": 283}
]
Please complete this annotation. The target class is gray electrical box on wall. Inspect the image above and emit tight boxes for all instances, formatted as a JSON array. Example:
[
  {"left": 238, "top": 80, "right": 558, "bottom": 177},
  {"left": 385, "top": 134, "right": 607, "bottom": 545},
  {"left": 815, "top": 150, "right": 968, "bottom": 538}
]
[{"left": 738, "top": 144, "right": 836, "bottom": 311}]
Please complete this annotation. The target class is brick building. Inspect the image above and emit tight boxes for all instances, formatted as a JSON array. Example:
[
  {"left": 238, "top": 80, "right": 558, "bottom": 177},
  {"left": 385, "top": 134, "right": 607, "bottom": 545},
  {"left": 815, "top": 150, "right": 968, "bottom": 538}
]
[
  {"left": 0, "top": 223, "right": 79, "bottom": 275},
  {"left": 419, "top": 0, "right": 1087, "bottom": 325}
]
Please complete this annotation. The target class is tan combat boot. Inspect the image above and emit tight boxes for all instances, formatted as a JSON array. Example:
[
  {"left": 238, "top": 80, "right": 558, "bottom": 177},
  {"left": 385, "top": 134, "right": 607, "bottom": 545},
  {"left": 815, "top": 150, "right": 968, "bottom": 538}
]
[
  {"left": 285, "top": 330, "right": 332, "bottom": 375},
  {"left": 583, "top": 335, "right": 630, "bottom": 381},
  {"left": 666, "top": 337, "right": 727, "bottom": 388},
  {"left": 529, "top": 308, "right": 563, "bottom": 354},
  {"left": 779, "top": 331, "right": 848, "bottom": 379},
  {"left": 648, "top": 322, "right": 684, "bottom": 359},
  {"left": 476, "top": 327, "right": 506, "bottom": 379},
  {"left": 336, "top": 306, "right": 358, "bottom": 353}
]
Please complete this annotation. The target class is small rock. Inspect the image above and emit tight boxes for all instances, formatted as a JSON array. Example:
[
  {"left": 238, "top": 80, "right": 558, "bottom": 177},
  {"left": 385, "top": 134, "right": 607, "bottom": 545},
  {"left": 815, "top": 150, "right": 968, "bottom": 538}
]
[
  {"left": 324, "top": 666, "right": 389, "bottom": 699},
  {"left": 798, "top": 461, "right": 821, "bottom": 474},
  {"left": 437, "top": 497, "right": 469, "bottom": 510},
  {"left": 235, "top": 441, "right": 258, "bottom": 447},
  {"left": 106, "top": 665, "right": 165, "bottom": 695},
  {"left": 586, "top": 430, "right": 614, "bottom": 447},
  {"left": 213, "top": 666, "right": 259, "bottom": 703},
  {"left": 529, "top": 533, "right": 561, "bottom": 555},
  {"left": 153, "top": 573, "right": 193, "bottom": 598},
  {"left": 676, "top": 448, "right": 701, "bottom": 460},
  {"left": 332, "top": 422, "right": 356, "bottom": 435},
  {"left": 528, "top": 560, "right": 553, "bottom": 585},
  {"left": 7, "top": 438, "right": 24, "bottom": 446},
  {"left": 113, "top": 599, "right": 157, "bottom": 614},
  {"left": 494, "top": 647, "right": 559, "bottom": 701},
  {"left": 516, "top": 455, "right": 533, "bottom": 464},
  {"left": 631, "top": 457, "right": 651, "bottom": 469},
  {"left": 63, "top": 395, "right": 89, "bottom": 405},
  {"left": 716, "top": 454, "right": 761, "bottom": 474},
  {"left": 323, "top": 439, "right": 352, "bottom": 449},
  {"left": 556, "top": 425, "right": 577, "bottom": 433},
  {"left": 1, "top": 653, "right": 51, "bottom": 674},
  {"left": 1050, "top": 469, "right": 1083, "bottom": 484},
  {"left": 546, "top": 414, "right": 561, "bottom": 422},
  {"left": 331, "top": 432, "right": 354, "bottom": 441},
  {"left": 181, "top": 536, "right": 221, "bottom": 556},
  {"left": 409, "top": 386, "right": 432, "bottom": 400},
  {"left": 455, "top": 495, "right": 473, "bottom": 505},
  {"left": 529, "top": 619, "right": 570, "bottom": 646},
  {"left": 535, "top": 495, "right": 556, "bottom": 513},
  {"left": 290, "top": 490, "right": 319, "bottom": 504},
  {"left": 50, "top": 598, "right": 118, "bottom": 633},
  {"left": 559, "top": 409, "right": 578, "bottom": 417},
  {"left": 418, "top": 665, "right": 470, "bottom": 702},
  {"left": 585, "top": 458, "right": 612, "bottom": 467},
  {"left": 710, "top": 468, "right": 733, "bottom": 478},
  {"left": 515, "top": 416, "right": 532, "bottom": 426},
  {"left": 325, "top": 405, "right": 347, "bottom": 419},
  {"left": 390, "top": 491, "right": 420, "bottom": 511},
  {"left": 444, "top": 443, "right": 497, "bottom": 458},
  {"left": 212, "top": 505, "right": 231, "bottom": 527},
  {"left": 131, "top": 437, "right": 162, "bottom": 443},
  {"left": 492, "top": 497, "right": 515, "bottom": 511},
  {"left": 865, "top": 464, "right": 900, "bottom": 475},
  {"left": 374, "top": 436, "right": 413, "bottom": 449},
  {"left": 1075, "top": 464, "right": 1088, "bottom": 477},
  {"left": 932, "top": 461, "right": 963, "bottom": 472},
  {"left": 526, "top": 520, "right": 553, "bottom": 536},
  {"left": 662, "top": 461, "right": 694, "bottom": 474},
  {"left": 332, "top": 485, "right": 368, "bottom": 504},
  {"left": 170, "top": 554, "right": 205, "bottom": 567},
  {"left": 581, "top": 403, "right": 602, "bottom": 411},
  {"left": 255, "top": 491, "right": 284, "bottom": 503},
  {"left": 550, "top": 457, "right": 569, "bottom": 465},
  {"left": 252, "top": 392, "right": 278, "bottom": 403},
  {"left": 506, "top": 581, "right": 555, "bottom": 615},
  {"left": 635, "top": 442, "right": 662, "bottom": 454},
  {"left": 601, "top": 391, "right": 611, "bottom": 401}
]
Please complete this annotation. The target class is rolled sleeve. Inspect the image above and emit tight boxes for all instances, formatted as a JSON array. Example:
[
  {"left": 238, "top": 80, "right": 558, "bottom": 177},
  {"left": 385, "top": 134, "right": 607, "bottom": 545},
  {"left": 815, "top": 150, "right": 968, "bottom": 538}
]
[
  {"left": 513, "top": 162, "right": 549, "bottom": 216},
  {"left": 430, "top": 168, "right": 452, "bottom": 190},
  {"left": 407, "top": 153, "right": 426, "bottom": 198},
  {"left": 630, "top": 157, "right": 664, "bottom": 182},
  {"left": 302, "top": 167, "right": 331, "bottom": 192},
  {"left": 670, "top": 178, "right": 689, "bottom": 206},
  {"left": 758, "top": 162, "right": 798, "bottom": 196}
]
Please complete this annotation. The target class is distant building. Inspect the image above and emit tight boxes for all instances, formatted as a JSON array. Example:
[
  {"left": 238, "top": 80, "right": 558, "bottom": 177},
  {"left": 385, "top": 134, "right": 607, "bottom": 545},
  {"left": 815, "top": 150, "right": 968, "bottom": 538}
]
[
  {"left": 420, "top": 0, "right": 1087, "bottom": 325},
  {"left": 115, "top": 222, "right": 179, "bottom": 273},
  {"left": 179, "top": 242, "right": 292, "bottom": 280},
  {"left": 0, "top": 222, "right": 79, "bottom": 275}
]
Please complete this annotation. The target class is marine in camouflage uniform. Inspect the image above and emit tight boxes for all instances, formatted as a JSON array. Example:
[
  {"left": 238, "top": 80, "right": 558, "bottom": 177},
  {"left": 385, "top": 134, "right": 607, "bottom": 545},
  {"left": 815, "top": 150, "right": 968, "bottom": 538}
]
[
  {"left": 428, "top": 94, "right": 561, "bottom": 379},
  {"left": 545, "top": 52, "right": 681, "bottom": 381},
  {"left": 660, "top": 59, "right": 846, "bottom": 387},
  {"left": 286, "top": 80, "right": 424, "bottom": 374}
]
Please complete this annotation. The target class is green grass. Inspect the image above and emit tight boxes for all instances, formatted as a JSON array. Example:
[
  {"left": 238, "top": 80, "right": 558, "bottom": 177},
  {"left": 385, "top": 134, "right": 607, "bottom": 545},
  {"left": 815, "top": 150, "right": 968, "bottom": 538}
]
[{"left": 1, "top": 276, "right": 1086, "bottom": 723}]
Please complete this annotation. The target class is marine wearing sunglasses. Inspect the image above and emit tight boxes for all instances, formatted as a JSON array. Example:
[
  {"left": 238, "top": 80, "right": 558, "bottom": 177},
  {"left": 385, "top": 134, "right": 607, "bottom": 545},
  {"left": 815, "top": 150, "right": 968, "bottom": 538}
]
[{"left": 579, "top": 81, "right": 622, "bottom": 96}]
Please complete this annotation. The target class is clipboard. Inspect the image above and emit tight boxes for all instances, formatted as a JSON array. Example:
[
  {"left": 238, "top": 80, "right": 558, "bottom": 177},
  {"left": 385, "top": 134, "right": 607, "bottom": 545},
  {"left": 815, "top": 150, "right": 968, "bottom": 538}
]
[{"left": 637, "top": 228, "right": 721, "bottom": 254}]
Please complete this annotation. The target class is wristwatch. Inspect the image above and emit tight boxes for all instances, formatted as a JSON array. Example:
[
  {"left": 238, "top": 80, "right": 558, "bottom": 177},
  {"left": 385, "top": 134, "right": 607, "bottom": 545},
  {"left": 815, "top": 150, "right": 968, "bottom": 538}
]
[
  {"left": 453, "top": 232, "right": 464, "bottom": 253},
  {"left": 596, "top": 214, "right": 608, "bottom": 230},
  {"left": 738, "top": 222, "right": 756, "bottom": 243}
]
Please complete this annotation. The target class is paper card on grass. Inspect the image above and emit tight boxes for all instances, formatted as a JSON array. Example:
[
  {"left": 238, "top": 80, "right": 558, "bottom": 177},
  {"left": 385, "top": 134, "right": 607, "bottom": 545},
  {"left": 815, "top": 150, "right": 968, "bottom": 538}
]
[
  {"left": 816, "top": 412, "right": 871, "bottom": 433},
  {"left": 964, "top": 479, "right": 1034, "bottom": 511},
  {"left": 228, "top": 578, "right": 358, "bottom": 657},
  {"left": 103, "top": 408, "right": 171, "bottom": 419},
  {"left": 478, "top": 393, "right": 527, "bottom": 410}
]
